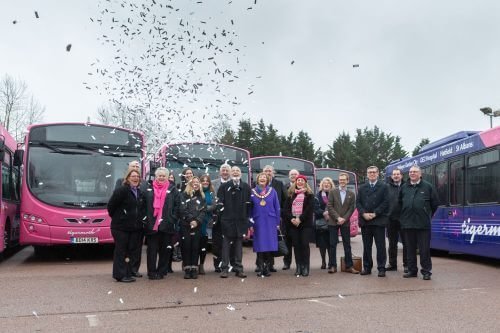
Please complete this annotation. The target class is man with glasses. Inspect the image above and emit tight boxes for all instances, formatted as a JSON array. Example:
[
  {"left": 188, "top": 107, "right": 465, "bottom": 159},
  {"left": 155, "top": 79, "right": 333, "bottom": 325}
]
[
  {"left": 356, "top": 166, "right": 390, "bottom": 277},
  {"left": 399, "top": 165, "right": 439, "bottom": 280}
]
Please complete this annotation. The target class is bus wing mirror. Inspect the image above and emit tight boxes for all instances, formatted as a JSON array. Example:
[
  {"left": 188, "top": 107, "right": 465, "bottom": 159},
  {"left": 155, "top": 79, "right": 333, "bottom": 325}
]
[{"left": 14, "top": 149, "right": 24, "bottom": 166}]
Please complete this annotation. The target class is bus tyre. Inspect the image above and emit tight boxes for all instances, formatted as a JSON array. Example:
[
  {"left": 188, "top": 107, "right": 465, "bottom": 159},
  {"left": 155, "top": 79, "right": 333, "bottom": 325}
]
[{"left": 1, "top": 223, "right": 11, "bottom": 261}]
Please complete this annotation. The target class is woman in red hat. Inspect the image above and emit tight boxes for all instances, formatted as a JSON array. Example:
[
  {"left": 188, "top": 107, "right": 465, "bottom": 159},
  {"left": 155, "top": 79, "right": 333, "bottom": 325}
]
[{"left": 283, "top": 174, "right": 315, "bottom": 276}]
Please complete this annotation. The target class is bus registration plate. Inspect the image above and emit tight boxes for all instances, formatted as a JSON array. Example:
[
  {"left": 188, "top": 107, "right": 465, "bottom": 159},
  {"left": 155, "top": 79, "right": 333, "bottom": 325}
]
[{"left": 71, "top": 237, "right": 99, "bottom": 244}]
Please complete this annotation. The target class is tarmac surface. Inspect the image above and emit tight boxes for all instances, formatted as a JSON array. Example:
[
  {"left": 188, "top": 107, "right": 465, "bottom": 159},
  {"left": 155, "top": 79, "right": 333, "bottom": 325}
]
[{"left": 0, "top": 237, "right": 499, "bottom": 332}]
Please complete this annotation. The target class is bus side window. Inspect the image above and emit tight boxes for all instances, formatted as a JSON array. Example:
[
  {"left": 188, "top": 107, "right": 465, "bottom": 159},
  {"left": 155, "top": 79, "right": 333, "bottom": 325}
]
[
  {"left": 466, "top": 149, "right": 500, "bottom": 204},
  {"left": 435, "top": 162, "right": 448, "bottom": 206}
]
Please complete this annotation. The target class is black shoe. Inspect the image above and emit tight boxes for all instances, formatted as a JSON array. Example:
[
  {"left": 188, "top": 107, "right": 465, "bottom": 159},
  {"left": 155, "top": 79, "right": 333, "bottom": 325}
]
[
  {"left": 184, "top": 270, "right": 191, "bottom": 279},
  {"left": 301, "top": 266, "right": 309, "bottom": 277},
  {"left": 148, "top": 273, "right": 160, "bottom": 280},
  {"left": 191, "top": 269, "right": 198, "bottom": 279},
  {"left": 321, "top": 263, "right": 326, "bottom": 270},
  {"left": 254, "top": 267, "right": 262, "bottom": 273},
  {"left": 385, "top": 265, "right": 397, "bottom": 271},
  {"left": 235, "top": 271, "right": 247, "bottom": 278},
  {"left": 423, "top": 274, "right": 431, "bottom": 281},
  {"left": 167, "top": 267, "right": 174, "bottom": 273},
  {"left": 261, "top": 270, "right": 271, "bottom": 277},
  {"left": 269, "top": 266, "right": 277, "bottom": 273},
  {"left": 403, "top": 266, "right": 409, "bottom": 274},
  {"left": 220, "top": 271, "right": 228, "bottom": 278},
  {"left": 378, "top": 271, "right": 386, "bottom": 277},
  {"left": 403, "top": 272, "right": 418, "bottom": 278},
  {"left": 294, "top": 267, "right": 301, "bottom": 275},
  {"left": 282, "top": 264, "right": 290, "bottom": 270},
  {"left": 215, "top": 267, "right": 222, "bottom": 273},
  {"left": 118, "top": 277, "right": 136, "bottom": 283},
  {"left": 131, "top": 272, "right": 143, "bottom": 278},
  {"left": 360, "top": 270, "right": 371, "bottom": 276}
]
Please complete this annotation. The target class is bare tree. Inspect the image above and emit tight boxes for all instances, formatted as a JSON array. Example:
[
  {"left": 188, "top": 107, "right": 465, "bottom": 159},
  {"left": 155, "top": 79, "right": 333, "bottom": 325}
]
[
  {"left": 0, "top": 74, "right": 27, "bottom": 130},
  {"left": 0, "top": 74, "right": 45, "bottom": 140}
]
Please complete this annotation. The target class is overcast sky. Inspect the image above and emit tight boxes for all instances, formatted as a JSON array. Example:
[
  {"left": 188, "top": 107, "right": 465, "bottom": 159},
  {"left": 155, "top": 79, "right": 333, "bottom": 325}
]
[{"left": 1, "top": 0, "right": 500, "bottom": 154}]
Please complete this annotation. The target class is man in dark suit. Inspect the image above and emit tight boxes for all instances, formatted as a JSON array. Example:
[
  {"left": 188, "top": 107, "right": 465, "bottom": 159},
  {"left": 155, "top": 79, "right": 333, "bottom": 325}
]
[
  {"left": 217, "top": 166, "right": 251, "bottom": 278},
  {"left": 327, "top": 172, "right": 359, "bottom": 274},
  {"left": 356, "top": 166, "right": 390, "bottom": 277}
]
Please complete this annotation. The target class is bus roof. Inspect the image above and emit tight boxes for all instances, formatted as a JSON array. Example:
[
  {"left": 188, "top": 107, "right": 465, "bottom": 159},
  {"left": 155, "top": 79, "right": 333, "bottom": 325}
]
[
  {"left": 419, "top": 130, "right": 479, "bottom": 153},
  {"left": 0, "top": 123, "right": 18, "bottom": 151},
  {"left": 386, "top": 126, "right": 500, "bottom": 174}
]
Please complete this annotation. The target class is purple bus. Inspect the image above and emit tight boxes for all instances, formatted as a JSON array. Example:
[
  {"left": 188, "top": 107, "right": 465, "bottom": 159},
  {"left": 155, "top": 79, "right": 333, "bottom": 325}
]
[{"left": 385, "top": 126, "right": 500, "bottom": 259}]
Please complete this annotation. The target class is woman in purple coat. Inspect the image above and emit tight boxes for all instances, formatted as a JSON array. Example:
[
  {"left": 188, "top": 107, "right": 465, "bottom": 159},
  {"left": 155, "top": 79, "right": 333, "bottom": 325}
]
[{"left": 250, "top": 173, "right": 281, "bottom": 277}]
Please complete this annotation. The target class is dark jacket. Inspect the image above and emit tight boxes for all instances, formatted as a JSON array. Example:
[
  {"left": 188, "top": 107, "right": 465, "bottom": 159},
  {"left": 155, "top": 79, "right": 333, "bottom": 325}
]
[
  {"left": 144, "top": 182, "right": 181, "bottom": 235},
  {"left": 356, "top": 181, "right": 390, "bottom": 227},
  {"left": 217, "top": 180, "right": 252, "bottom": 238},
  {"left": 387, "top": 179, "right": 403, "bottom": 220},
  {"left": 283, "top": 191, "right": 314, "bottom": 229},
  {"left": 270, "top": 177, "right": 287, "bottom": 209},
  {"left": 398, "top": 179, "right": 439, "bottom": 230},
  {"left": 180, "top": 190, "right": 206, "bottom": 232},
  {"left": 107, "top": 184, "right": 145, "bottom": 231}
]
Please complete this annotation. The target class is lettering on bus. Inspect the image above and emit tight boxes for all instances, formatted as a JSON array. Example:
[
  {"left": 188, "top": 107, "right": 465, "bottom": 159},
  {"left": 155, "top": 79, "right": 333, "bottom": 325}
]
[
  {"left": 461, "top": 218, "right": 500, "bottom": 244},
  {"left": 67, "top": 229, "right": 101, "bottom": 236}
]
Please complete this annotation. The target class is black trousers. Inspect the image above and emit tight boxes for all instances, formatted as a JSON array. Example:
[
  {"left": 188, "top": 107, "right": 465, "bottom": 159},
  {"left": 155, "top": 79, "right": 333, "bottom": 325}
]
[
  {"left": 181, "top": 228, "right": 201, "bottom": 268},
  {"left": 283, "top": 223, "right": 294, "bottom": 267},
  {"left": 361, "top": 225, "right": 387, "bottom": 272},
  {"left": 111, "top": 229, "right": 143, "bottom": 280},
  {"left": 146, "top": 232, "right": 173, "bottom": 277},
  {"left": 212, "top": 219, "right": 223, "bottom": 268},
  {"left": 403, "top": 228, "right": 432, "bottom": 275},
  {"left": 328, "top": 224, "right": 353, "bottom": 268},
  {"left": 129, "top": 230, "right": 143, "bottom": 274},
  {"left": 257, "top": 252, "right": 273, "bottom": 271},
  {"left": 288, "top": 227, "right": 311, "bottom": 269},
  {"left": 221, "top": 236, "right": 243, "bottom": 273},
  {"left": 387, "top": 218, "right": 407, "bottom": 268}
]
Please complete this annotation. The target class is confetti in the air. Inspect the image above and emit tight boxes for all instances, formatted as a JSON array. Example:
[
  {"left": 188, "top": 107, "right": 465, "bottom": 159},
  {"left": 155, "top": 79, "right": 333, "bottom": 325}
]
[{"left": 66, "top": 44, "right": 72, "bottom": 52}]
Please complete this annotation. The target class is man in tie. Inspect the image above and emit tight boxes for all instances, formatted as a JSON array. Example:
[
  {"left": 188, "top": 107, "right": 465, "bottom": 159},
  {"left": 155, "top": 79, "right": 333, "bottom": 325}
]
[
  {"left": 326, "top": 173, "right": 359, "bottom": 274},
  {"left": 356, "top": 166, "right": 390, "bottom": 277},
  {"left": 217, "top": 166, "right": 252, "bottom": 278}
]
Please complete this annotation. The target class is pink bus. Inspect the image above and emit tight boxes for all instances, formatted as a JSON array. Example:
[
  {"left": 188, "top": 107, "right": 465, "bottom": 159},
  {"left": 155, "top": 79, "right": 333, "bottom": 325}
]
[
  {"left": 15, "top": 123, "right": 145, "bottom": 254},
  {"left": 0, "top": 124, "right": 21, "bottom": 260}
]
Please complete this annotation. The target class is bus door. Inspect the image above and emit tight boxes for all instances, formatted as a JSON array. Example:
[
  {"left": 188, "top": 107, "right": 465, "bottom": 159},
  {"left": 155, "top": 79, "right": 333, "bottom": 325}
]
[
  {"left": 446, "top": 157, "right": 465, "bottom": 253},
  {"left": 429, "top": 162, "right": 449, "bottom": 251}
]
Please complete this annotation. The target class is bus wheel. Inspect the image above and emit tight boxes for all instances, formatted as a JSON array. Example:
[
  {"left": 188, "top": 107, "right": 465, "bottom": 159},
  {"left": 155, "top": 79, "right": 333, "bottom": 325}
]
[{"left": 0, "top": 223, "right": 10, "bottom": 261}]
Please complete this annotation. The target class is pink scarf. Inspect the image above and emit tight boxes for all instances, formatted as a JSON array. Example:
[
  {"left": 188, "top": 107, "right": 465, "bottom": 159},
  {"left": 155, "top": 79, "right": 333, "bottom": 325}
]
[
  {"left": 292, "top": 188, "right": 306, "bottom": 216},
  {"left": 152, "top": 180, "right": 169, "bottom": 231}
]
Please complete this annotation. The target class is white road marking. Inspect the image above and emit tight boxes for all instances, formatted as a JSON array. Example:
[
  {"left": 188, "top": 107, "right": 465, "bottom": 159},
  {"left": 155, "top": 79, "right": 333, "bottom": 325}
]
[
  {"left": 308, "top": 299, "right": 338, "bottom": 308},
  {"left": 86, "top": 314, "right": 99, "bottom": 327}
]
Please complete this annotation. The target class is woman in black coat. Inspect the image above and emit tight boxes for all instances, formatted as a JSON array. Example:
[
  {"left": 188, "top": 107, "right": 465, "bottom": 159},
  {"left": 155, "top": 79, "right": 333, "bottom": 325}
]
[
  {"left": 314, "top": 177, "right": 334, "bottom": 269},
  {"left": 144, "top": 167, "right": 181, "bottom": 280},
  {"left": 107, "top": 169, "right": 145, "bottom": 283},
  {"left": 180, "top": 176, "right": 206, "bottom": 279},
  {"left": 283, "top": 174, "right": 315, "bottom": 277}
]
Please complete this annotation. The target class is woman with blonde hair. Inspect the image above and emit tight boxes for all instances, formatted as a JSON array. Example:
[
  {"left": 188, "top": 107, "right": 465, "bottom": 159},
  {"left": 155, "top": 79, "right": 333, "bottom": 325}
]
[
  {"left": 180, "top": 176, "right": 206, "bottom": 279},
  {"left": 283, "top": 174, "right": 315, "bottom": 276},
  {"left": 314, "top": 177, "right": 335, "bottom": 270}
]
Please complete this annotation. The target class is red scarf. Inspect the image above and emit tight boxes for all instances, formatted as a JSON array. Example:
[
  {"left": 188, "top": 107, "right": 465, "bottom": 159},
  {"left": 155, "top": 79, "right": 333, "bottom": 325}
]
[
  {"left": 152, "top": 180, "right": 169, "bottom": 231},
  {"left": 292, "top": 188, "right": 306, "bottom": 216}
]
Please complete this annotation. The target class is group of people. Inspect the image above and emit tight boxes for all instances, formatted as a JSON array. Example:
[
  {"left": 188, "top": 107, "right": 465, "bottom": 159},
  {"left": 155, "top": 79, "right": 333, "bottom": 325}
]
[
  {"left": 107, "top": 160, "right": 438, "bottom": 283},
  {"left": 356, "top": 165, "right": 439, "bottom": 280}
]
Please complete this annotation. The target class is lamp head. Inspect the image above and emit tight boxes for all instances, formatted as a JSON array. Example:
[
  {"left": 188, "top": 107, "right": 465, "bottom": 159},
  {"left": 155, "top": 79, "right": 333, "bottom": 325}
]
[{"left": 480, "top": 107, "right": 493, "bottom": 115}]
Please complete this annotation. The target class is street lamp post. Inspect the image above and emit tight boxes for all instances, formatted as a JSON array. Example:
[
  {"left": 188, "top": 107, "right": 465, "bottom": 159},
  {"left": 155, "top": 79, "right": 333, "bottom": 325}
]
[{"left": 480, "top": 107, "right": 500, "bottom": 128}]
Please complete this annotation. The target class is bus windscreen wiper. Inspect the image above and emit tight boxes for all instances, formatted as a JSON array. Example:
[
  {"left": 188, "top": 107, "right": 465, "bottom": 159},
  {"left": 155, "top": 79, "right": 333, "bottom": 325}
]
[
  {"left": 76, "top": 144, "right": 138, "bottom": 157},
  {"left": 63, "top": 201, "right": 108, "bottom": 207},
  {"left": 38, "top": 142, "right": 90, "bottom": 155}
]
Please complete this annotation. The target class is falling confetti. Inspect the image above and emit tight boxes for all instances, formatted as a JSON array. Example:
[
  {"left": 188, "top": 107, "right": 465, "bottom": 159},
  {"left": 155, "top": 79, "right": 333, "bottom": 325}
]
[
  {"left": 338, "top": 294, "right": 345, "bottom": 299},
  {"left": 66, "top": 44, "right": 72, "bottom": 52},
  {"left": 107, "top": 291, "right": 112, "bottom": 295},
  {"left": 32, "top": 311, "right": 39, "bottom": 318},
  {"left": 194, "top": 287, "right": 198, "bottom": 293},
  {"left": 34, "top": 11, "right": 39, "bottom": 19},
  {"left": 226, "top": 304, "right": 235, "bottom": 311},
  {"left": 119, "top": 298, "right": 124, "bottom": 304}
]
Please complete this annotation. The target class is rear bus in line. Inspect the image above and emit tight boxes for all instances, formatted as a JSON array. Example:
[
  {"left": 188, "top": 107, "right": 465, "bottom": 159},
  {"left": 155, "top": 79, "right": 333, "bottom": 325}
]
[{"left": 385, "top": 126, "right": 500, "bottom": 259}]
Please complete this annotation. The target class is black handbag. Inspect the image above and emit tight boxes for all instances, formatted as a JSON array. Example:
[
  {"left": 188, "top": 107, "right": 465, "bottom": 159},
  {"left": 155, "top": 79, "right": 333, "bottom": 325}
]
[
  {"left": 315, "top": 217, "right": 329, "bottom": 230},
  {"left": 273, "top": 230, "right": 289, "bottom": 257}
]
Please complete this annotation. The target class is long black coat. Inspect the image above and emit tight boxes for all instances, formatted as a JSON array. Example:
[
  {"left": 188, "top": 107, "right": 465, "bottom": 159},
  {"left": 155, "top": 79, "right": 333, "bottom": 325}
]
[
  {"left": 217, "top": 180, "right": 251, "bottom": 238},
  {"left": 180, "top": 190, "right": 206, "bottom": 232},
  {"left": 356, "top": 181, "right": 390, "bottom": 227},
  {"left": 107, "top": 184, "right": 145, "bottom": 232},
  {"left": 270, "top": 177, "right": 287, "bottom": 208},
  {"left": 144, "top": 182, "right": 181, "bottom": 235},
  {"left": 283, "top": 191, "right": 315, "bottom": 229}
]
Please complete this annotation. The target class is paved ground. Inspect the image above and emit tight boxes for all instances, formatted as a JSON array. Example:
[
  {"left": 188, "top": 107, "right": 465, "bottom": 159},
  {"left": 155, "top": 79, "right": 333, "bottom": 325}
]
[{"left": 0, "top": 237, "right": 499, "bottom": 332}]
